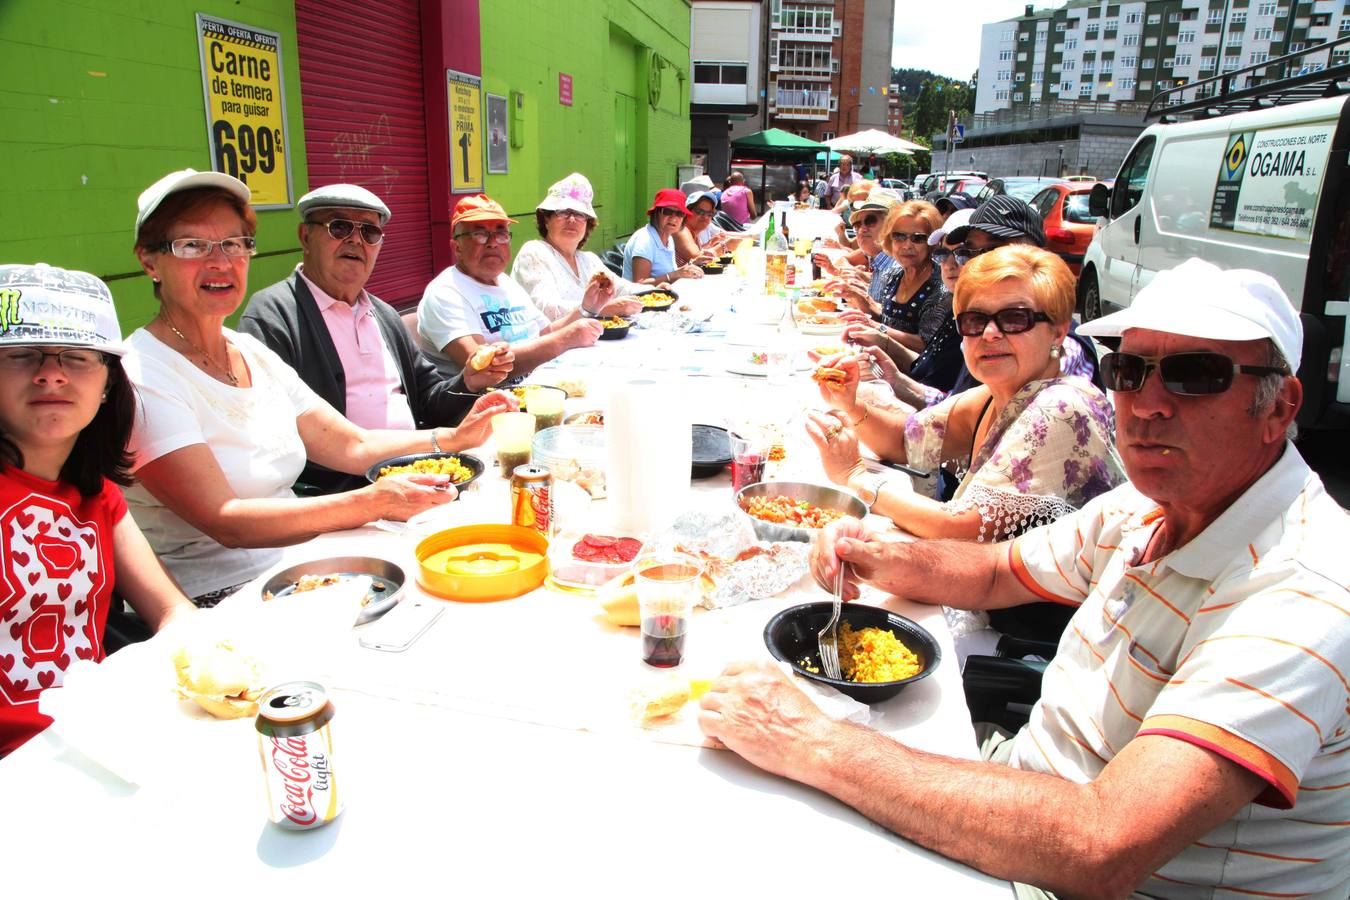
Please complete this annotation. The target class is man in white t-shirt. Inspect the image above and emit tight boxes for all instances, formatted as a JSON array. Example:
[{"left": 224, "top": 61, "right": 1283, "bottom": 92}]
[
  {"left": 698, "top": 260, "right": 1350, "bottom": 897},
  {"left": 417, "top": 194, "right": 603, "bottom": 378}
]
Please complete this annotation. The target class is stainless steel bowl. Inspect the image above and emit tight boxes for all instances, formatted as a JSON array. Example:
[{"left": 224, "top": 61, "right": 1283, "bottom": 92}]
[
  {"left": 260, "top": 556, "right": 407, "bottom": 626},
  {"left": 733, "top": 481, "right": 866, "bottom": 543}
]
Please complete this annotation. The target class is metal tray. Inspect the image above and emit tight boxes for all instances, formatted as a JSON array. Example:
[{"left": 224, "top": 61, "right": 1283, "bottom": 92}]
[{"left": 260, "top": 556, "right": 407, "bottom": 625}]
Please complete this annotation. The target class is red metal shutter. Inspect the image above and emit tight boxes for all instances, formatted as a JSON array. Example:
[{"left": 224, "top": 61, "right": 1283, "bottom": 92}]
[{"left": 294, "top": 0, "right": 433, "bottom": 308}]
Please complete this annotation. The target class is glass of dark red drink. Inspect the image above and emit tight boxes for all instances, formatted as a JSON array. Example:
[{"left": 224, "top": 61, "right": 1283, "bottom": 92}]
[
  {"left": 730, "top": 431, "right": 769, "bottom": 493},
  {"left": 634, "top": 553, "right": 701, "bottom": 668}
]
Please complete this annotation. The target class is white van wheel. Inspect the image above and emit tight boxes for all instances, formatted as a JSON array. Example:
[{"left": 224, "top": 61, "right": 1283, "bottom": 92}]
[{"left": 1079, "top": 270, "right": 1102, "bottom": 322}]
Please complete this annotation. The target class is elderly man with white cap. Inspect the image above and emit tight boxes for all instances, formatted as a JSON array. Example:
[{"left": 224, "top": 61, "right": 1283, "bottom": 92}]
[
  {"left": 239, "top": 184, "right": 513, "bottom": 493},
  {"left": 699, "top": 258, "right": 1350, "bottom": 897}
]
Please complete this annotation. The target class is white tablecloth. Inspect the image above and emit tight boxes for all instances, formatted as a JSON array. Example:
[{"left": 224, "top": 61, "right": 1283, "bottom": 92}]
[{"left": 0, "top": 283, "right": 1011, "bottom": 897}]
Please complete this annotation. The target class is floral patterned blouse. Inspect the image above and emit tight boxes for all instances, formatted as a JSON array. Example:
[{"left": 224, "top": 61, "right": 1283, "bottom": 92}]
[{"left": 902, "top": 375, "right": 1125, "bottom": 541}]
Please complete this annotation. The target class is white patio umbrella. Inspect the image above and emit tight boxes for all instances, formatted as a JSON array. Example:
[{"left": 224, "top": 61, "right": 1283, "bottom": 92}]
[{"left": 823, "top": 129, "right": 923, "bottom": 155}]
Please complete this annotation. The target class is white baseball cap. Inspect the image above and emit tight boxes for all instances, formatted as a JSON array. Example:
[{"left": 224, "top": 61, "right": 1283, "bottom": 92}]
[
  {"left": 135, "top": 168, "right": 250, "bottom": 237},
  {"left": 0, "top": 263, "right": 127, "bottom": 356},
  {"left": 929, "top": 208, "right": 975, "bottom": 247},
  {"left": 1077, "top": 258, "right": 1302, "bottom": 373}
]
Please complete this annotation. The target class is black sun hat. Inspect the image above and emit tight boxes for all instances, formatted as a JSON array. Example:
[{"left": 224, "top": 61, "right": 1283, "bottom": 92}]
[{"left": 946, "top": 194, "right": 1046, "bottom": 247}]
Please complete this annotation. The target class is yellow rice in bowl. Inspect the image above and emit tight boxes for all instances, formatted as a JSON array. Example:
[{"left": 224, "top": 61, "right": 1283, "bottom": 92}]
[
  {"left": 378, "top": 456, "right": 473, "bottom": 484},
  {"left": 839, "top": 621, "right": 921, "bottom": 683}
]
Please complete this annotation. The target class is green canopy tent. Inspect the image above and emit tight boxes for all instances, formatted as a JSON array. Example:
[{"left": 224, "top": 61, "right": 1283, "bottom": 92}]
[{"left": 729, "top": 128, "right": 830, "bottom": 205}]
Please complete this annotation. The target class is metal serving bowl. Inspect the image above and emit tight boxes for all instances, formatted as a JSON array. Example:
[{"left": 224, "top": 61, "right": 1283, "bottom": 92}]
[
  {"left": 733, "top": 480, "right": 866, "bottom": 543},
  {"left": 260, "top": 556, "right": 407, "bottom": 626},
  {"left": 764, "top": 601, "right": 940, "bottom": 704}
]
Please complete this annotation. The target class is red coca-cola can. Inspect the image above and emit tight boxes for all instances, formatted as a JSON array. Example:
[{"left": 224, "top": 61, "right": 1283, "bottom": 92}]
[{"left": 255, "top": 681, "right": 343, "bottom": 830}]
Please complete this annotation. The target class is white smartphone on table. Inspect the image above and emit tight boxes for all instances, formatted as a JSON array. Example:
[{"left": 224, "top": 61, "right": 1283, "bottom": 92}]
[{"left": 357, "top": 597, "right": 444, "bottom": 652}]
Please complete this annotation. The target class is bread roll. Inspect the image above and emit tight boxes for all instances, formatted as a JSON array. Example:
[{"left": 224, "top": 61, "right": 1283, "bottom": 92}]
[
  {"left": 173, "top": 639, "right": 265, "bottom": 720},
  {"left": 469, "top": 344, "right": 498, "bottom": 372}
]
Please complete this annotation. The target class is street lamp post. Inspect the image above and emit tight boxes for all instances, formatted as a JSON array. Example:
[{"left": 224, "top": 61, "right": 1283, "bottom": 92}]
[{"left": 1057, "top": 144, "right": 1064, "bottom": 177}]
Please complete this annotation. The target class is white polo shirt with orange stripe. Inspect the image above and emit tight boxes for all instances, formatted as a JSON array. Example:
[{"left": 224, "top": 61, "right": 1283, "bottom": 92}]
[{"left": 1009, "top": 443, "right": 1350, "bottom": 896}]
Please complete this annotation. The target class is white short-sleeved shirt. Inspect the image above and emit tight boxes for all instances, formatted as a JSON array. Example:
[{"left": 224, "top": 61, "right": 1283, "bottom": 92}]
[
  {"left": 1008, "top": 444, "right": 1350, "bottom": 894},
  {"left": 621, "top": 224, "right": 676, "bottom": 281},
  {"left": 509, "top": 240, "right": 640, "bottom": 321},
  {"left": 122, "top": 328, "right": 321, "bottom": 597},
  {"left": 416, "top": 265, "right": 550, "bottom": 377}
]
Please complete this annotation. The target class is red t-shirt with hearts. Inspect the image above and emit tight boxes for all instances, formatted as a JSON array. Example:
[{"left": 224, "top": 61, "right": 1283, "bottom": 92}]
[{"left": 0, "top": 467, "right": 125, "bottom": 756}]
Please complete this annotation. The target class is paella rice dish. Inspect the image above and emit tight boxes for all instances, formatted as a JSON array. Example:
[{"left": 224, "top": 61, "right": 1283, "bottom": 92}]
[
  {"left": 840, "top": 621, "right": 921, "bottom": 683},
  {"left": 739, "top": 494, "right": 845, "bottom": 529},
  {"left": 378, "top": 456, "right": 474, "bottom": 483}
]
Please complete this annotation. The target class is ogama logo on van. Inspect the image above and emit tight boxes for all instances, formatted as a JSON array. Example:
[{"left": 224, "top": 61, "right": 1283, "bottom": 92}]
[{"left": 1223, "top": 133, "right": 1248, "bottom": 180}]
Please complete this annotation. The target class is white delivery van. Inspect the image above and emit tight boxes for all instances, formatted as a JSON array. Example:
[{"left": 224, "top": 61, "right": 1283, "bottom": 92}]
[{"left": 1080, "top": 92, "right": 1350, "bottom": 430}]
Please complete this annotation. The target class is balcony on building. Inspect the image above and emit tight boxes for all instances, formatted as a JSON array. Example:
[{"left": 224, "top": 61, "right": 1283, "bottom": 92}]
[
  {"left": 770, "top": 0, "right": 838, "bottom": 43},
  {"left": 772, "top": 83, "right": 834, "bottom": 120}
]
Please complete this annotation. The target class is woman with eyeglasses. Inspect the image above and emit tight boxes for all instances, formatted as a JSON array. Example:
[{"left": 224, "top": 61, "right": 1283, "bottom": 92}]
[
  {"left": 622, "top": 189, "right": 705, "bottom": 286},
  {"left": 124, "top": 170, "right": 514, "bottom": 607},
  {"left": 673, "top": 190, "right": 745, "bottom": 268},
  {"left": 510, "top": 173, "right": 646, "bottom": 322},
  {"left": 808, "top": 244, "right": 1123, "bottom": 549},
  {"left": 0, "top": 263, "right": 193, "bottom": 755}
]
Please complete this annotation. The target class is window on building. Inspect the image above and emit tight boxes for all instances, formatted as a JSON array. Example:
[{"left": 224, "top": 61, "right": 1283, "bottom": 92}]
[
  {"left": 1086, "top": 22, "right": 1100, "bottom": 35},
  {"left": 1257, "top": 3, "right": 1277, "bottom": 15},
  {"left": 1016, "top": 71, "right": 1026, "bottom": 81},
  {"left": 1064, "top": 59, "right": 1076, "bottom": 70},
  {"left": 1036, "top": 31, "right": 1047, "bottom": 43},
  {"left": 1207, "top": 9, "right": 1222, "bottom": 24},
  {"left": 1125, "top": 12, "right": 1141, "bottom": 24},
  {"left": 1119, "top": 77, "right": 1136, "bottom": 89},
  {"left": 1140, "top": 79, "right": 1152, "bottom": 89},
  {"left": 1018, "top": 52, "right": 1028, "bottom": 61},
  {"left": 1084, "top": 61, "right": 1096, "bottom": 74},
  {"left": 1290, "top": 41, "right": 1306, "bottom": 52},
  {"left": 820, "top": 131, "right": 835, "bottom": 141},
  {"left": 1056, "top": 21, "right": 1066, "bottom": 31},
  {"left": 1003, "top": 27, "right": 1016, "bottom": 40},
  {"left": 777, "top": 46, "right": 832, "bottom": 72},
  {"left": 1060, "top": 80, "right": 1074, "bottom": 92},
  {"left": 998, "top": 69, "right": 1011, "bottom": 81},
  {"left": 1230, "top": 11, "right": 1247, "bottom": 24},
  {"left": 1311, "top": 13, "right": 1330, "bottom": 27},
  {"left": 1174, "top": 54, "right": 1192, "bottom": 66},
  {"left": 1014, "top": 91, "right": 1024, "bottom": 100},
  {"left": 1179, "top": 30, "right": 1195, "bottom": 43},
  {"left": 1333, "top": 49, "right": 1350, "bottom": 64},
  {"left": 995, "top": 89, "right": 1010, "bottom": 100},
  {"left": 1120, "top": 55, "right": 1136, "bottom": 68},
  {"left": 1168, "top": 12, "right": 1181, "bottom": 23},
  {"left": 694, "top": 63, "right": 749, "bottom": 85},
  {"left": 1122, "top": 33, "right": 1139, "bottom": 46},
  {"left": 1066, "top": 37, "right": 1078, "bottom": 49},
  {"left": 1080, "top": 83, "right": 1093, "bottom": 96},
  {"left": 1199, "top": 57, "right": 1216, "bottom": 69},
  {"left": 1142, "top": 58, "right": 1155, "bottom": 69},
  {"left": 1253, "top": 27, "right": 1273, "bottom": 40},
  {"left": 1148, "top": 13, "right": 1161, "bottom": 24},
  {"left": 1250, "top": 50, "right": 1269, "bottom": 64},
  {"left": 1341, "top": 18, "right": 1350, "bottom": 33},
  {"left": 1101, "top": 59, "right": 1114, "bottom": 73},
  {"left": 999, "top": 49, "right": 1013, "bottom": 60},
  {"left": 779, "top": 6, "right": 834, "bottom": 34},
  {"left": 1105, "top": 17, "right": 1118, "bottom": 30}
]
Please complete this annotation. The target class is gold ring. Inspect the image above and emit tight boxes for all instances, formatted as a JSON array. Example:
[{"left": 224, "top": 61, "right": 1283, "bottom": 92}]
[{"left": 825, "top": 427, "right": 840, "bottom": 442}]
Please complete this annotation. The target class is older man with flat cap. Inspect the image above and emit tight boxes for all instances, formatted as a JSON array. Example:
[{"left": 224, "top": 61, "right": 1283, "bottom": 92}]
[
  {"left": 239, "top": 184, "right": 513, "bottom": 494},
  {"left": 700, "top": 258, "right": 1350, "bottom": 897}
]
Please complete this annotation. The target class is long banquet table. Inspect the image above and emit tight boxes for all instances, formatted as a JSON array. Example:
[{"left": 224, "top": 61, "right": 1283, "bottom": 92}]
[{"left": 0, "top": 265, "right": 1011, "bottom": 896}]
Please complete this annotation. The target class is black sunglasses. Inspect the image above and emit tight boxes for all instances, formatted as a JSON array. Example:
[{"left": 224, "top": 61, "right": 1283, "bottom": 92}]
[
  {"left": 955, "top": 307, "right": 1052, "bottom": 337},
  {"left": 308, "top": 218, "right": 384, "bottom": 245},
  {"left": 890, "top": 231, "right": 931, "bottom": 245},
  {"left": 1100, "top": 351, "right": 1287, "bottom": 396},
  {"left": 953, "top": 244, "right": 1003, "bottom": 266}
]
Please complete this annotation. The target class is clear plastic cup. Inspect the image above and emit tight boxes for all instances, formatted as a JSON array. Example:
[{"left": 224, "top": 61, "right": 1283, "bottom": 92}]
[
  {"left": 634, "top": 552, "right": 701, "bottom": 668},
  {"left": 524, "top": 386, "right": 565, "bottom": 431},
  {"left": 491, "top": 411, "right": 536, "bottom": 475}
]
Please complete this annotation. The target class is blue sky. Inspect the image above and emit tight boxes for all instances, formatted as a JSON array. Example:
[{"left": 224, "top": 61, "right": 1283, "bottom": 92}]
[{"left": 891, "top": 0, "right": 1059, "bottom": 81}]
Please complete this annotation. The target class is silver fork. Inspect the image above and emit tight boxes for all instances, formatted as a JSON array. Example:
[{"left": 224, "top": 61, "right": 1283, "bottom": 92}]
[{"left": 817, "top": 560, "right": 846, "bottom": 679}]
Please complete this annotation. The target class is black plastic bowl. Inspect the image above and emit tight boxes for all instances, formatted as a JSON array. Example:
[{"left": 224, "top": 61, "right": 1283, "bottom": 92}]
[
  {"left": 364, "top": 451, "right": 485, "bottom": 493},
  {"left": 764, "top": 601, "right": 941, "bottom": 704},
  {"left": 598, "top": 318, "right": 634, "bottom": 340},
  {"left": 636, "top": 288, "right": 678, "bottom": 311},
  {"left": 699, "top": 263, "right": 726, "bottom": 275}
]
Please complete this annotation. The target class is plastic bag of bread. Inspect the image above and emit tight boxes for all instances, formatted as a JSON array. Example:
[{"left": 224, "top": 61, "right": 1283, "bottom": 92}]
[{"left": 172, "top": 637, "right": 266, "bottom": 720}]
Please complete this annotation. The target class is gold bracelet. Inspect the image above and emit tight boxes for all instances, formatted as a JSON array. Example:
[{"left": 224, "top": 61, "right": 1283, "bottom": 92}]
[{"left": 850, "top": 406, "right": 870, "bottom": 428}]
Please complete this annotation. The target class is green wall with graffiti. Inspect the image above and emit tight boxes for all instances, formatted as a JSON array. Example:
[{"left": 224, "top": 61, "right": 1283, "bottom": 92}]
[
  {"left": 479, "top": 0, "right": 692, "bottom": 255},
  {"left": 0, "top": 1, "right": 308, "bottom": 331}
]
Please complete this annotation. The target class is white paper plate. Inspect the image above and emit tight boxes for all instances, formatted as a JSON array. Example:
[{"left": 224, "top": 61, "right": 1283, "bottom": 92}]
[{"left": 724, "top": 354, "right": 812, "bottom": 377}]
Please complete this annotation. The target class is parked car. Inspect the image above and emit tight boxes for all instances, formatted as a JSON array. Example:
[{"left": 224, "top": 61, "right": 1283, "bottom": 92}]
[
  {"left": 1080, "top": 92, "right": 1350, "bottom": 431},
  {"left": 1064, "top": 174, "right": 1099, "bottom": 182},
  {"left": 923, "top": 177, "right": 987, "bottom": 204},
  {"left": 917, "top": 170, "right": 988, "bottom": 194},
  {"left": 1029, "top": 182, "right": 1104, "bottom": 275},
  {"left": 879, "top": 178, "right": 912, "bottom": 198},
  {"left": 977, "top": 177, "right": 1069, "bottom": 204}
]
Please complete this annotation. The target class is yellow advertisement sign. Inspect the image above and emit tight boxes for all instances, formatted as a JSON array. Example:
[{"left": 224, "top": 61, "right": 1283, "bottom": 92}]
[
  {"left": 447, "top": 69, "right": 484, "bottom": 193},
  {"left": 196, "top": 14, "right": 293, "bottom": 207}
]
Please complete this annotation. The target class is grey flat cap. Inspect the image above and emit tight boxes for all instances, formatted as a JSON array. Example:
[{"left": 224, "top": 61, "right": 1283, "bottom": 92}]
[{"left": 297, "top": 183, "right": 392, "bottom": 225}]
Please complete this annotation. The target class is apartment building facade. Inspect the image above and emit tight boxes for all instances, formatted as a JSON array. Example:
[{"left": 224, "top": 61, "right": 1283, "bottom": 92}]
[
  {"left": 975, "top": 0, "right": 1349, "bottom": 116},
  {"left": 724, "top": 0, "right": 894, "bottom": 144}
]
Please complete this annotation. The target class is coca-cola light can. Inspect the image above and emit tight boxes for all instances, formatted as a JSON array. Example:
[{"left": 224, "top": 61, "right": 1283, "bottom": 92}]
[{"left": 255, "top": 681, "right": 343, "bottom": 830}]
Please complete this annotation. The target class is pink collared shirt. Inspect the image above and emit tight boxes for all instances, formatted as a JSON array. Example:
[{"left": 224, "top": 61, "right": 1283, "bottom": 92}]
[{"left": 300, "top": 269, "right": 416, "bottom": 431}]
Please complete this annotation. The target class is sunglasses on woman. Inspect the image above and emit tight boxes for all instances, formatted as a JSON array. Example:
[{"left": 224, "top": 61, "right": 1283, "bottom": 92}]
[
  {"left": 955, "top": 307, "right": 1052, "bottom": 337},
  {"left": 889, "top": 231, "right": 931, "bottom": 245},
  {"left": 307, "top": 218, "right": 385, "bottom": 245},
  {"left": 953, "top": 244, "right": 1002, "bottom": 266},
  {"left": 1099, "top": 351, "right": 1287, "bottom": 396}
]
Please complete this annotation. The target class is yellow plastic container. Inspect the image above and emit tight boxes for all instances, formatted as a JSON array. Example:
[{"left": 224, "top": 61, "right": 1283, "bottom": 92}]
[{"left": 415, "top": 524, "right": 550, "bottom": 602}]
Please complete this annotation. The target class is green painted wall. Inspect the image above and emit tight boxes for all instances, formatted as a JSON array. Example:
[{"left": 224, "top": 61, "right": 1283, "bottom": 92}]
[
  {"left": 478, "top": 0, "right": 692, "bottom": 255},
  {"left": 0, "top": 0, "right": 308, "bottom": 332}
]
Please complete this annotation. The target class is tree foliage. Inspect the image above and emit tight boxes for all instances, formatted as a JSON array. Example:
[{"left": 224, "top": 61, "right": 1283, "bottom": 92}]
[{"left": 890, "top": 67, "right": 976, "bottom": 141}]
